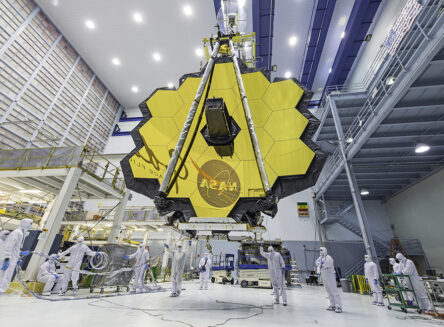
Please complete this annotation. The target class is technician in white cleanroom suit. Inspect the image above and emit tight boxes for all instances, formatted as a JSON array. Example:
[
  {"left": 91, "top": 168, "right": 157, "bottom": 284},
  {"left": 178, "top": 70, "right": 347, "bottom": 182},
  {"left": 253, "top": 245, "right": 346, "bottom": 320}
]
[
  {"left": 164, "top": 243, "right": 186, "bottom": 297},
  {"left": 389, "top": 257, "right": 401, "bottom": 274},
  {"left": 396, "top": 253, "right": 433, "bottom": 312},
  {"left": 199, "top": 253, "right": 211, "bottom": 290},
  {"left": 0, "top": 218, "right": 33, "bottom": 293},
  {"left": 142, "top": 245, "right": 157, "bottom": 287},
  {"left": 364, "top": 255, "right": 384, "bottom": 306},
  {"left": 37, "top": 254, "right": 61, "bottom": 296},
  {"left": 389, "top": 257, "right": 413, "bottom": 302},
  {"left": 124, "top": 243, "right": 150, "bottom": 292},
  {"left": 57, "top": 236, "right": 97, "bottom": 295},
  {"left": 316, "top": 247, "right": 342, "bottom": 313},
  {"left": 260, "top": 245, "right": 287, "bottom": 306}
]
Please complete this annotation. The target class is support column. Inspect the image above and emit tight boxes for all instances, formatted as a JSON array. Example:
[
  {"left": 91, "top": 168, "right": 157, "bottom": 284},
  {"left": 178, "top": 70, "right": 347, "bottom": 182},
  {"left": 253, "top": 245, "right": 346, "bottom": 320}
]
[
  {"left": 329, "top": 97, "right": 379, "bottom": 264},
  {"left": 312, "top": 197, "right": 326, "bottom": 246},
  {"left": 189, "top": 240, "right": 195, "bottom": 270},
  {"left": 24, "top": 168, "right": 82, "bottom": 280},
  {"left": 69, "top": 225, "right": 81, "bottom": 241},
  {"left": 143, "top": 231, "right": 149, "bottom": 245},
  {"left": 107, "top": 191, "right": 130, "bottom": 244},
  {"left": 38, "top": 199, "right": 55, "bottom": 229}
]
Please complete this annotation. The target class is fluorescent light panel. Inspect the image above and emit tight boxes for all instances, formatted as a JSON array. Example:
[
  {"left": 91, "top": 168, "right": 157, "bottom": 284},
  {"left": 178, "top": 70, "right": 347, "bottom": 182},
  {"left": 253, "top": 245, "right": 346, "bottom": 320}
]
[{"left": 19, "top": 190, "right": 42, "bottom": 193}]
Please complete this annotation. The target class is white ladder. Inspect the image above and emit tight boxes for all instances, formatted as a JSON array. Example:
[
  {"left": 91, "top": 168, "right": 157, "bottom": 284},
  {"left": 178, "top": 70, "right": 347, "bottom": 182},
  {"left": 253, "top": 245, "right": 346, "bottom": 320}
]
[{"left": 290, "top": 256, "right": 302, "bottom": 288}]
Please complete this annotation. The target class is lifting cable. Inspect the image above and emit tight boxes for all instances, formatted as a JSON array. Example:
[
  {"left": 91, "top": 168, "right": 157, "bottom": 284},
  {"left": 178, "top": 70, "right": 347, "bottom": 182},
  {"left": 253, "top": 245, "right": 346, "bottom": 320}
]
[{"left": 166, "top": 57, "right": 217, "bottom": 195}]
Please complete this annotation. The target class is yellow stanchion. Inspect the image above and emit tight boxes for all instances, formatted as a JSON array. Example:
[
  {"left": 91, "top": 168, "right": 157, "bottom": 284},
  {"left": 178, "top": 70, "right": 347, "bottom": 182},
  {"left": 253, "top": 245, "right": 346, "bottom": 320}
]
[{"left": 352, "top": 274, "right": 371, "bottom": 294}]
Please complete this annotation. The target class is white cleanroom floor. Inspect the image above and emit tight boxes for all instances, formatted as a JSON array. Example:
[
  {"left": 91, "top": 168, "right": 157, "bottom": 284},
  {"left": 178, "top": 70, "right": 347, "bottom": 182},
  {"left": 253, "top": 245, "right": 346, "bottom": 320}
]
[{"left": 0, "top": 281, "right": 440, "bottom": 327}]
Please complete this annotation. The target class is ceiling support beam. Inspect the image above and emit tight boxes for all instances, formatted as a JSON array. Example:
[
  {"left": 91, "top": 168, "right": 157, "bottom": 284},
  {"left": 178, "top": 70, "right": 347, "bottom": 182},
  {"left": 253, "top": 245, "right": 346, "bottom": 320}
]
[
  {"left": 323, "top": 0, "right": 382, "bottom": 88},
  {"left": 300, "top": 0, "right": 336, "bottom": 88},
  {"left": 252, "top": 0, "right": 276, "bottom": 70}
]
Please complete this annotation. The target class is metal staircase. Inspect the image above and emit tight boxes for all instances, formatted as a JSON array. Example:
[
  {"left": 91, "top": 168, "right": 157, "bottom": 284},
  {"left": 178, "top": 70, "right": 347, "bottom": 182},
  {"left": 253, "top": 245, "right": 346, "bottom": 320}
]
[
  {"left": 318, "top": 200, "right": 390, "bottom": 257},
  {"left": 342, "top": 257, "right": 365, "bottom": 278},
  {"left": 335, "top": 218, "right": 390, "bottom": 257}
]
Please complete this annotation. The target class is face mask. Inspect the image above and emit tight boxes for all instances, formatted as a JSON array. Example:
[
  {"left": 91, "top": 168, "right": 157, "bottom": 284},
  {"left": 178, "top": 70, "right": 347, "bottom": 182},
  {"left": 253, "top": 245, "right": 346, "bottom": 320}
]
[
  {"left": 365, "top": 256, "right": 371, "bottom": 262},
  {"left": 320, "top": 248, "right": 327, "bottom": 256},
  {"left": 178, "top": 247, "right": 183, "bottom": 253}
]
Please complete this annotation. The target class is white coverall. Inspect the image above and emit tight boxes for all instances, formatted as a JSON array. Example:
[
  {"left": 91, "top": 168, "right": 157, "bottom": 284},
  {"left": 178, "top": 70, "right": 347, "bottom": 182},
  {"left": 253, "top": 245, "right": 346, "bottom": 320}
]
[
  {"left": 168, "top": 247, "right": 186, "bottom": 296},
  {"left": 364, "top": 259, "right": 383, "bottom": 304},
  {"left": 0, "top": 219, "right": 32, "bottom": 293},
  {"left": 316, "top": 251, "right": 342, "bottom": 310},
  {"left": 260, "top": 247, "right": 287, "bottom": 304},
  {"left": 59, "top": 241, "right": 96, "bottom": 293},
  {"left": 0, "top": 230, "right": 10, "bottom": 248},
  {"left": 199, "top": 255, "right": 211, "bottom": 290},
  {"left": 399, "top": 254, "right": 433, "bottom": 311},
  {"left": 37, "top": 256, "right": 61, "bottom": 294},
  {"left": 128, "top": 246, "right": 150, "bottom": 291},
  {"left": 141, "top": 248, "right": 156, "bottom": 286},
  {"left": 390, "top": 257, "right": 412, "bottom": 302}
]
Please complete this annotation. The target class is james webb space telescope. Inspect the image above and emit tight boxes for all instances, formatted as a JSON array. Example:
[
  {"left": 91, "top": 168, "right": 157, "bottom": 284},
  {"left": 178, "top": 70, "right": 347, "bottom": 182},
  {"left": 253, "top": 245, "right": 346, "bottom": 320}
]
[{"left": 121, "top": 1, "right": 326, "bottom": 237}]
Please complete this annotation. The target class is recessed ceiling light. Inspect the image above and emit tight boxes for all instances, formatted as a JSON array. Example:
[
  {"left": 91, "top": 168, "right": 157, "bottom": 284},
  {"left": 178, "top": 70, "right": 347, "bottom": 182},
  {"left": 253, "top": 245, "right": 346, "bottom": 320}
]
[
  {"left": 111, "top": 57, "right": 121, "bottom": 66},
  {"left": 386, "top": 76, "right": 396, "bottom": 85},
  {"left": 133, "top": 12, "right": 143, "bottom": 23},
  {"left": 288, "top": 36, "right": 298, "bottom": 46},
  {"left": 195, "top": 48, "right": 204, "bottom": 57},
  {"left": 284, "top": 71, "right": 291, "bottom": 78},
  {"left": 183, "top": 5, "right": 193, "bottom": 16},
  {"left": 341, "top": 31, "right": 345, "bottom": 39},
  {"left": 360, "top": 188, "right": 369, "bottom": 196},
  {"left": 338, "top": 16, "right": 347, "bottom": 26},
  {"left": 346, "top": 136, "right": 353, "bottom": 144},
  {"left": 328, "top": 68, "right": 332, "bottom": 74},
  {"left": 167, "top": 82, "right": 174, "bottom": 89},
  {"left": 19, "top": 189, "right": 42, "bottom": 193},
  {"left": 152, "top": 52, "right": 161, "bottom": 61},
  {"left": 131, "top": 86, "right": 139, "bottom": 93},
  {"left": 415, "top": 143, "right": 430, "bottom": 153},
  {"left": 85, "top": 20, "right": 95, "bottom": 29}
]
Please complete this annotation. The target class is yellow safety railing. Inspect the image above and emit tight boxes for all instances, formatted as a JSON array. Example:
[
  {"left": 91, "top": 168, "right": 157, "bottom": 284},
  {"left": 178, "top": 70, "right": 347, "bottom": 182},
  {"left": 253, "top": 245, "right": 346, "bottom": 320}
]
[
  {"left": 351, "top": 274, "right": 371, "bottom": 295},
  {"left": 202, "top": 32, "right": 256, "bottom": 68}
]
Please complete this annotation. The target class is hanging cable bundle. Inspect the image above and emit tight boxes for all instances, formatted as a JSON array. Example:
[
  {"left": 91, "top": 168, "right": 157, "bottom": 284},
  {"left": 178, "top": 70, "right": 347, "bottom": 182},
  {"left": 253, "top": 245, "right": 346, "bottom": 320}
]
[{"left": 89, "top": 251, "right": 109, "bottom": 270}]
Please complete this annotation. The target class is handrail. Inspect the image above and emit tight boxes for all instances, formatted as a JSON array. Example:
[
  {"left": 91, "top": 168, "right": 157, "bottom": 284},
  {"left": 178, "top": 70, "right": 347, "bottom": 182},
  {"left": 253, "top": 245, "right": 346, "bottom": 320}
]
[
  {"left": 314, "top": 0, "right": 442, "bottom": 195},
  {"left": 0, "top": 145, "right": 126, "bottom": 193}
]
